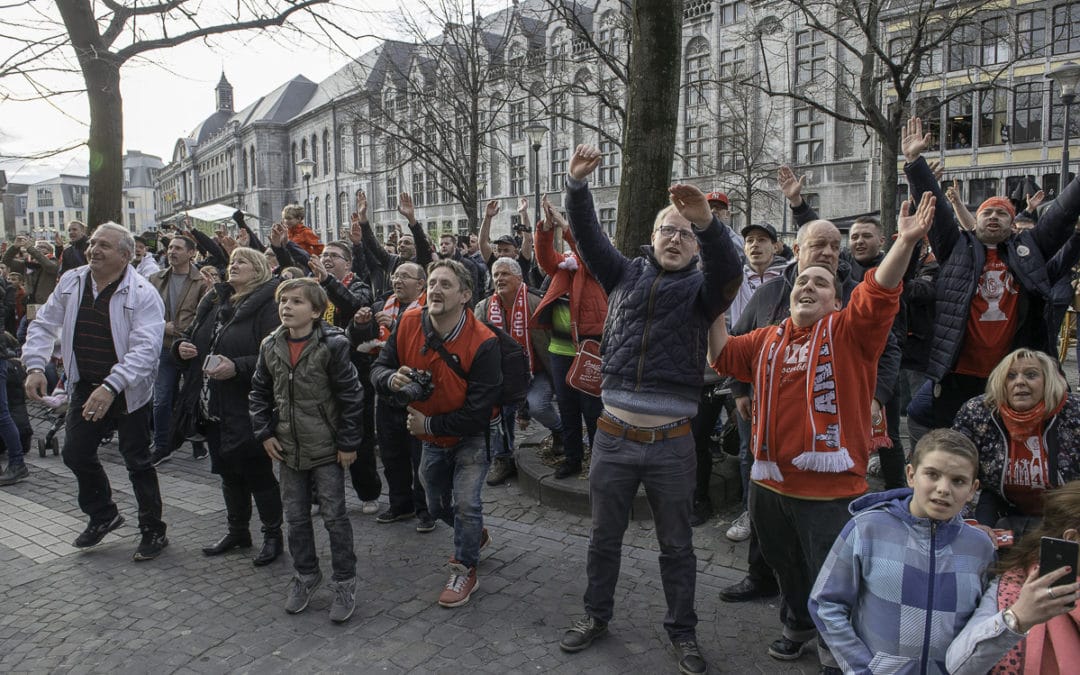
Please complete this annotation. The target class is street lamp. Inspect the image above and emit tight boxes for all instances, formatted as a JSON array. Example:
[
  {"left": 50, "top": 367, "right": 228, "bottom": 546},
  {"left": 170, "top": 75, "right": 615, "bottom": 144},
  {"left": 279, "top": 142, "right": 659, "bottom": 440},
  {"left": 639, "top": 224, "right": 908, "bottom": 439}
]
[
  {"left": 1048, "top": 61, "right": 1080, "bottom": 194},
  {"left": 295, "top": 157, "right": 316, "bottom": 217},
  {"left": 523, "top": 122, "right": 548, "bottom": 226}
]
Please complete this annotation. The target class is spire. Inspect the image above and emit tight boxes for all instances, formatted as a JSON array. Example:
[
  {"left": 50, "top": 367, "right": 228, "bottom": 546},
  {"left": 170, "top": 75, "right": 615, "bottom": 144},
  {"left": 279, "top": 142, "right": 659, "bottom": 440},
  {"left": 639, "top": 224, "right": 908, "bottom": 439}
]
[{"left": 215, "top": 71, "right": 234, "bottom": 113}]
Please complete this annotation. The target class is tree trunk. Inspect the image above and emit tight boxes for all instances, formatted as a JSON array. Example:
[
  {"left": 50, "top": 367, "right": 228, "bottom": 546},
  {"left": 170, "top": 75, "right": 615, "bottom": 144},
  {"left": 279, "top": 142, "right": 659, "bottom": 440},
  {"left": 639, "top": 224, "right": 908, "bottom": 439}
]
[
  {"left": 56, "top": 0, "right": 123, "bottom": 228},
  {"left": 614, "top": 0, "right": 684, "bottom": 256},
  {"left": 879, "top": 133, "right": 900, "bottom": 239}
]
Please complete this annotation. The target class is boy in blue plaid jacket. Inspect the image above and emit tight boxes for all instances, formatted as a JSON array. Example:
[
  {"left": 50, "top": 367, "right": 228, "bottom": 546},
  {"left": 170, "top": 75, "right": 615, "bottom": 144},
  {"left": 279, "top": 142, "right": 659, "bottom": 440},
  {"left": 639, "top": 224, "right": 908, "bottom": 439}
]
[{"left": 809, "top": 429, "right": 996, "bottom": 674}]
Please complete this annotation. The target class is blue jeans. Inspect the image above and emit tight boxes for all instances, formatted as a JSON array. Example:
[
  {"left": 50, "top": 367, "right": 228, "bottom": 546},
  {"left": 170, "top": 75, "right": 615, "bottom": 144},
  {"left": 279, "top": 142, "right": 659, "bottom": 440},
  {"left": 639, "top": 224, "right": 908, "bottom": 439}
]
[
  {"left": 526, "top": 370, "right": 563, "bottom": 435},
  {"left": 584, "top": 426, "right": 698, "bottom": 641},
  {"left": 548, "top": 353, "right": 602, "bottom": 464},
  {"left": 152, "top": 347, "right": 179, "bottom": 452},
  {"left": 0, "top": 363, "right": 24, "bottom": 465},
  {"left": 280, "top": 462, "right": 356, "bottom": 582},
  {"left": 420, "top": 429, "right": 494, "bottom": 569}
]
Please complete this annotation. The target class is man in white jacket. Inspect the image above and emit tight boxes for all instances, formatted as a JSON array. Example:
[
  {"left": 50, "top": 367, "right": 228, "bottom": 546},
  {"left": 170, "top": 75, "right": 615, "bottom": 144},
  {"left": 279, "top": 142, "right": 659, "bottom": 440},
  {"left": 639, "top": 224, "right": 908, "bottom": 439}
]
[{"left": 23, "top": 222, "right": 169, "bottom": 561}]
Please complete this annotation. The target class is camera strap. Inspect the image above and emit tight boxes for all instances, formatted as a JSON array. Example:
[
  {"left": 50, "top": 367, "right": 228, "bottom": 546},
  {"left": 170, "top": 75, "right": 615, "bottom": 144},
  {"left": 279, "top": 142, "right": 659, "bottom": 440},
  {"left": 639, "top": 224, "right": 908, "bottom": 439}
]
[{"left": 420, "top": 309, "right": 468, "bottom": 381}]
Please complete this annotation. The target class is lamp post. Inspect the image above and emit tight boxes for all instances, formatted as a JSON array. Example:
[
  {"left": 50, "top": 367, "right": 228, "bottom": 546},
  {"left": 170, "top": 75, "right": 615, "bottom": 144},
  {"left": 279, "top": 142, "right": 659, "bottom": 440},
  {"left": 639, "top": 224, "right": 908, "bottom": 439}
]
[
  {"left": 1048, "top": 61, "right": 1080, "bottom": 194},
  {"left": 295, "top": 157, "right": 315, "bottom": 218},
  {"left": 523, "top": 122, "right": 548, "bottom": 225}
]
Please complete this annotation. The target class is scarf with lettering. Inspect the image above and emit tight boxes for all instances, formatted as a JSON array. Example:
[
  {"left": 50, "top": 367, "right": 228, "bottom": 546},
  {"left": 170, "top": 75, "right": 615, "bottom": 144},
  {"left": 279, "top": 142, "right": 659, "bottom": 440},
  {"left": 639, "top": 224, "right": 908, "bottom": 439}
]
[
  {"left": 750, "top": 314, "right": 851, "bottom": 482},
  {"left": 322, "top": 272, "right": 353, "bottom": 326},
  {"left": 487, "top": 282, "right": 534, "bottom": 373}
]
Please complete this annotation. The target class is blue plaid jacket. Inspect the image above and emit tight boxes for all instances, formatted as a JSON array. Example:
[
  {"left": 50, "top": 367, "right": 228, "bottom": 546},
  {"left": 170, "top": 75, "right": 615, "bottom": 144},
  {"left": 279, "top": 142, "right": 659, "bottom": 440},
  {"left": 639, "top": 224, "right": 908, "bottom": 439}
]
[{"left": 810, "top": 488, "right": 996, "bottom": 674}]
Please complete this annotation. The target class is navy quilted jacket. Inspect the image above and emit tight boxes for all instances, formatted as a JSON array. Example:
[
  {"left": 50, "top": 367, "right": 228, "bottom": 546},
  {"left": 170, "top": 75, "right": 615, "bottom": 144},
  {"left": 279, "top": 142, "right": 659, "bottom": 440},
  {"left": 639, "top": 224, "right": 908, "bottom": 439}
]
[
  {"left": 564, "top": 179, "right": 742, "bottom": 409},
  {"left": 905, "top": 156, "right": 1080, "bottom": 380}
]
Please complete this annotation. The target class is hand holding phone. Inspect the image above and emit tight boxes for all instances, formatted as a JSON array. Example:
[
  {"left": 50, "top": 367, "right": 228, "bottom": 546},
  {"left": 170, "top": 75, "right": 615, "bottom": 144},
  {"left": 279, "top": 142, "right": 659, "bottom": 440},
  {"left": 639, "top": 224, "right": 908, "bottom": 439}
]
[
  {"left": 203, "top": 354, "right": 225, "bottom": 372},
  {"left": 1040, "top": 537, "right": 1079, "bottom": 597}
]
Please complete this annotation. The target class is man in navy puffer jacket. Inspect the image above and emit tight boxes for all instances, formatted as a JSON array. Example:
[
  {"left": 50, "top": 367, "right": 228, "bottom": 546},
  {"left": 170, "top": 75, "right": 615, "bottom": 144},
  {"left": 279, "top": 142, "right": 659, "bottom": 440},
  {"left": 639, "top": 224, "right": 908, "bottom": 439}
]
[{"left": 556, "top": 145, "right": 741, "bottom": 675}]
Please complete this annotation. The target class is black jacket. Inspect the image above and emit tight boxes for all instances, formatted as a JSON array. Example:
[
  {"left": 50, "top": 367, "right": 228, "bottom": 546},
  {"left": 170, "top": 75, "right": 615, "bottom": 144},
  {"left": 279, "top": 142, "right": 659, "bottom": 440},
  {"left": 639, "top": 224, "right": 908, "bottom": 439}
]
[
  {"left": 59, "top": 238, "right": 88, "bottom": 277},
  {"left": 361, "top": 220, "right": 433, "bottom": 299},
  {"left": 173, "top": 278, "right": 281, "bottom": 455}
]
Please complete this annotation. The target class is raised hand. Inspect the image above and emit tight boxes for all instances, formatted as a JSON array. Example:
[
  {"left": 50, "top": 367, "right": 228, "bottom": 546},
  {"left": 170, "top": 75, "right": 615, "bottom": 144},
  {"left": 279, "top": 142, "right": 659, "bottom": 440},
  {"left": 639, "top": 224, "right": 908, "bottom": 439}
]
[
  {"left": 945, "top": 180, "right": 962, "bottom": 206},
  {"left": 398, "top": 192, "right": 415, "bottom": 224},
  {"left": 897, "top": 192, "right": 936, "bottom": 243},
  {"left": 270, "top": 222, "right": 286, "bottom": 247},
  {"left": 1026, "top": 190, "right": 1045, "bottom": 213},
  {"left": 219, "top": 235, "right": 238, "bottom": 256},
  {"left": 236, "top": 229, "right": 250, "bottom": 247},
  {"left": 539, "top": 195, "right": 554, "bottom": 232},
  {"left": 308, "top": 254, "right": 328, "bottom": 282},
  {"left": 518, "top": 198, "right": 529, "bottom": 213},
  {"left": 777, "top": 165, "right": 807, "bottom": 206},
  {"left": 568, "top": 144, "right": 602, "bottom": 181},
  {"left": 668, "top": 184, "right": 712, "bottom": 229},
  {"left": 356, "top": 190, "right": 368, "bottom": 222},
  {"left": 484, "top": 199, "right": 500, "bottom": 219},
  {"left": 349, "top": 214, "right": 363, "bottom": 245},
  {"left": 927, "top": 160, "right": 945, "bottom": 182},
  {"left": 902, "top": 117, "right": 931, "bottom": 163}
]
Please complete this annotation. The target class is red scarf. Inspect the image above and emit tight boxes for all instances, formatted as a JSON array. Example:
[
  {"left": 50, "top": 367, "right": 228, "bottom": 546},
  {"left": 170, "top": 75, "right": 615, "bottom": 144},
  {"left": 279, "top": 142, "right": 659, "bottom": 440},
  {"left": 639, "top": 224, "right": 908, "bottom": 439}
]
[
  {"left": 751, "top": 314, "right": 851, "bottom": 482},
  {"left": 998, "top": 398, "right": 1065, "bottom": 512},
  {"left": 994, "top": 565, "right": 1080, "bottom": 674},
  {"left": 487, "top": 282, "right": 534, "bottom": 372},
  {"left": 366, "top": 292, "right": 424, "bottom": 355}
]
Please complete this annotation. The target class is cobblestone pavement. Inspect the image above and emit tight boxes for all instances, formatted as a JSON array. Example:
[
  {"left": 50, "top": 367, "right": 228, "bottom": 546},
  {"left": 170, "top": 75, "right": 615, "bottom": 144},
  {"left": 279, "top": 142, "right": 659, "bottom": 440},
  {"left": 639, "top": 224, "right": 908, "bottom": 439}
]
[{"left": 3, "top": 352, "right": 1076, "bottom": 673}]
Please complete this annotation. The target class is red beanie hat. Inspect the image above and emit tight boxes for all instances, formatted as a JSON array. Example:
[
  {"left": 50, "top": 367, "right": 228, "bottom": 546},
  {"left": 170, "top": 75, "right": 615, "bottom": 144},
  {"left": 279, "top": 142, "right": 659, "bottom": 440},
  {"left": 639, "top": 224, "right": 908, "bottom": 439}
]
[{"left": 977, "top": 196, "right": 1016, "bottom": 219}]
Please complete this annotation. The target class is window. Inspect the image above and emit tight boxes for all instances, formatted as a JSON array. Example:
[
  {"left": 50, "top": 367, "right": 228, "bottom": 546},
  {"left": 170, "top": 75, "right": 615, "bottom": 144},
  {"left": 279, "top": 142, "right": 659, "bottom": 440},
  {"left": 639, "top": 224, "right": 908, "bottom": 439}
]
[
  {"left": 683, "top": 0, "right": 711, "bottom": 20},
  {"left": 127, "top": 200, "right": 135, "bottom": 209},
  {"left": 685, "top": 38, "right": 711, "bottom": 110},
  {"left": 915, "top": 97, "right": 942, "bottom": 152},
  {"left": 598, "top": 12, "right": 618, "bottom": 56},
  {"left": 326, "top": 196, "right": 331, "bottom": 235},
  {"left": 794, "top": 105, "right": 824, "bottom": 164},
  {"left": 48, "top": 211, "right": 54, "bottom": 226},
  {"left": 718, "top": 119, "right": 742, "bottom": 171},
  {"left": 250, "top": 146, "right": 257, "bottom": 187},
  {"left": 353, "top": 127, "right": 364, "bottom": 169},
  {"left": 385, "top": 139, "right": 398, "bottom": 165},
  {"left": 717, "top": 47, "right": 746, "bottom": 99},
  {"left": 683, "top": 124, "right": 709, "bottom": 177},
  {"left": 551, "top": 148, "right": 568, "bottom": 188},
  {"left": 311, "top": 134, "right": 318, "bottom": 178},
  {"left": 598, "top": 141, "right": 620, "bottom": 185},
  {"left": 128, "top": 214, "right": 135, "bottom": 229},
  {"left": 510, "top": 101, "right": 525, "bottom": 141},
  {"left": 242, "top": 148, "right": 248, "bottom": 185},
  {"left": 718, "top": 1, "right": 746, "bottom": 24},
  {"left": 75, "top": 211, "right": 82, "bottom": 222},
  {"left": 338, "top": 192, "right": 348, "bottom": 229},
  {"left": 946, "top": 93, "right": 973, "bottom": 149},
  {"left": 301, "top": 138, "right": 308, "bottom": 159},
  {"left": 599, "top": 208, "right": 616, "bottom": 236},
  {"left": 794, "top": 30, "right": 826, "bottom": 86},
  {"left": 28, "top": 212, "right": 34, "bottom": 227},
  {"left": 980, "top": 16, "right": 1010, "bottom": 65},
  {"left": 1017, "top": 10, "right": 1045, "bottom": 58},
  {"left": 510, "top": 155, "right": 526, "bottom": 195},
  {"left": 1013, "top": 82, "right": 1044, "bottom": 144},
  {"left": 323, "top": 130, "right": 331, "bottom": 174},
  {"left": 1052, "top": 2, "right": 1080, "bottom": 55},
  {"left": 921, "top": 31, "right": 943, "bottom": 75},
  {"left": 969, "top": 178, "right": 999, "bottom": 205},
  {"left": 426, "top": 172, "right": 438, "bottom": 206},
  {"left": 978, "top": 88, "right": 1008, "bottom": 147},
  {"left": 1051, "top": 86, "right": 1080, "bottom": 141},
  {"left": 948, "top": 24, "right": 977, "bottom": 70},
  {"left": 36, "top": 188, "right": 53, "bottom": 207},
  {"left": 386, "top": 177, "right": 398, "bottom": 209},
  {"left": 553, "top": 97, "right": 569, "bottom": 132},
  {"left": 412, "top": 172, "right": 425, "bottom": 206}
]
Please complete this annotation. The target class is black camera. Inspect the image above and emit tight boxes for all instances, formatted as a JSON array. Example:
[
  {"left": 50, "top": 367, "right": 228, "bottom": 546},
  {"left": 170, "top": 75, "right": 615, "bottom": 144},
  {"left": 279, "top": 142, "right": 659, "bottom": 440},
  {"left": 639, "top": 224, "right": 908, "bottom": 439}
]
[
  {"left": 512, "top": 223, "right": 531, "bottom": 233},
  {"left": 394, "top": 368, "right": 435, "bottom": 405}
]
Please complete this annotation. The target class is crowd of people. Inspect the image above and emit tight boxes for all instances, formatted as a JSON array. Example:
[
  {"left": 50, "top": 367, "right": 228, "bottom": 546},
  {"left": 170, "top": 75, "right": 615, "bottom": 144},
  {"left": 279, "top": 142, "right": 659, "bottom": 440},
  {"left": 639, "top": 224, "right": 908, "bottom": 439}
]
[{"left": 0, "top": 121, "right": 1078, "bottom": 673}]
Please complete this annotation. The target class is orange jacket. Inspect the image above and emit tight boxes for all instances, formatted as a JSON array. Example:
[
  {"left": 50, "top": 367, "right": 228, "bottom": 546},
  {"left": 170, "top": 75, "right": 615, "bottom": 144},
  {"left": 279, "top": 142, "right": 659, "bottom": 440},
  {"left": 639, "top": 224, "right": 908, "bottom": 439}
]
[
  {"left": 530, "top": 226, "right": 607, "bottom": 338},
  {"left": 288, "top": 222, "right": 324, "bottom": 256}
]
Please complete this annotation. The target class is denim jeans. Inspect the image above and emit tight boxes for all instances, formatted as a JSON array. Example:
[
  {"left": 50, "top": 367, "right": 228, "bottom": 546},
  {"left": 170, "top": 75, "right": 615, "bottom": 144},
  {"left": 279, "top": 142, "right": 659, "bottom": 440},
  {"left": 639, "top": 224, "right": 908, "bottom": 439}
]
[
  {"left": 497, "top": 407, "right": 516, "bottom": 460},
  {"left": 376, "top": 400, "right": 426, "bottom": 516},
  {"left": 526, "top": 370, "right": 564, "bottom": 435},
  {"left": 280, "top": 462, "right": 356, "bottom": 582},
  {"left": 749, "top": 482, "right": 853, "bottom": 665},
  {"left": 152, "top": 346, "right": 180, "bottom": 451},
  {"left": 0, "top": 362, "right": 25, "bottom": 465},
  {"left": 63, "top": 384, "right": 165, "bottom": 535},
  {"left": 584, "top": 426, "right": 698, "bottom": 641},
  {"left": 548, "top": 352, "right": 602, "bottom": 464},
  {"left": 419, "top": 429, "right": 494, "bottom": 569}
]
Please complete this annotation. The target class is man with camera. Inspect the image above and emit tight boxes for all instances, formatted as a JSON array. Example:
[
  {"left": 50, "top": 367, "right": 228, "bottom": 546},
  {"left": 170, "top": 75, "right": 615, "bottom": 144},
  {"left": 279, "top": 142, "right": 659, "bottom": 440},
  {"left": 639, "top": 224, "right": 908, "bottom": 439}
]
[{"left": 372, "top": 259, "right": 502, "bottom": 608}]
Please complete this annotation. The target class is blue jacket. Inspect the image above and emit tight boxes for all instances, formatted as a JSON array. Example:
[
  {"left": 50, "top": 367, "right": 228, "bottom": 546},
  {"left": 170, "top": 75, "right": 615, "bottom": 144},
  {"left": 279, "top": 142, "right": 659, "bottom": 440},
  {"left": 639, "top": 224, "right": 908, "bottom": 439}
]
[
  {"left": 810, "top": 488, "right": 995, "bottom": 675},
  {"left": 905, "top": 156, "right": 1080, "bottom": 380},
  {"left": 565, "top": 178, "right": 741, "bottom": 416}
]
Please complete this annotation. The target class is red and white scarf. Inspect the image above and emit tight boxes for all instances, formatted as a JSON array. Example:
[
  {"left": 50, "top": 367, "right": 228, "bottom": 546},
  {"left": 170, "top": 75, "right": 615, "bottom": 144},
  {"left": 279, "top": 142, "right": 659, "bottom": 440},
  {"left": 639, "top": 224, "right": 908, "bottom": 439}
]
[
  {"left": 366, "top": 292, "right": 424, "bottom": 354},
  {"left": 751, "top": 314, "right": 852, "bottom": 482},
  {"left": 487, "top": 283, "right": 534, "bottom": 372}
]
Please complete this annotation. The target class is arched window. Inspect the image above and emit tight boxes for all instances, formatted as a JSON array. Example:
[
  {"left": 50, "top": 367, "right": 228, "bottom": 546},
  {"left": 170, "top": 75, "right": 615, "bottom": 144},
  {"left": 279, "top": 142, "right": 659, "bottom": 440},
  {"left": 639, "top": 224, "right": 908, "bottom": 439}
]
[
  {"left": 301, "top": 138, "right": 308, "bottom": 159},
  {"left": 250, "top": 145, "right": 256, "bottom": 187},
  {"left": 325, "top": 194, "right": 331, "bottom": 236},
  {"left": 323, "top": 129, "right": 331, "bottom": 174},
  {"left": 311, "top": 134, "right": 319, "bottom": 177},
  {"left": 313, "top": 196, "right": 319, "bottom": 228},
  {"left": 242, "top": 148, "right": 248, "bottom": 186},
  {"left": 685, "top": 37, "right": 711, "bottom": 110},
  {"left": 291, "top": 142, "right": 298, "bottom": 182},
  {"left": 338, "top": 192, "right": 349, "bottom": 230}
]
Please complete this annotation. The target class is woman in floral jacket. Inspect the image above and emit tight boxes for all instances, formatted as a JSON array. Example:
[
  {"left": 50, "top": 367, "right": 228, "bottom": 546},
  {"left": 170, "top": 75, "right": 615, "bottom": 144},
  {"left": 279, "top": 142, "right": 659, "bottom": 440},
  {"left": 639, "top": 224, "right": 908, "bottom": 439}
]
[{"left": 954, "top": 348, "right": 1080, "bottom": 534}]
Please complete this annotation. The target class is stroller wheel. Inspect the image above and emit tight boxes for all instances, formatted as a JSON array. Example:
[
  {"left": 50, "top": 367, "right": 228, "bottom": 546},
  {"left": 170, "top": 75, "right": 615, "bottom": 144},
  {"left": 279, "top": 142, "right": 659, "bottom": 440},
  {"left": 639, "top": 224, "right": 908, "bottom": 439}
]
[
  {"left": 49, "top": 437, "right": 60, "bottom": 456},
  {"left": 38, "top": 438, "right": 47, "bottom": 458}
]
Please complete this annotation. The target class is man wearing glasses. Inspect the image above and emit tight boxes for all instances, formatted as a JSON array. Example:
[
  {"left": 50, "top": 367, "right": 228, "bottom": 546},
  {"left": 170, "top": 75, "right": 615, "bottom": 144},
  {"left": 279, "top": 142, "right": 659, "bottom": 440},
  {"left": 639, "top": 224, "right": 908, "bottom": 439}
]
[
  {"left": 308, "top": 243, "right": 381, "bottom": 515},
  {"left": 556, "top": 145, "right": 742, "bottom": 675}
]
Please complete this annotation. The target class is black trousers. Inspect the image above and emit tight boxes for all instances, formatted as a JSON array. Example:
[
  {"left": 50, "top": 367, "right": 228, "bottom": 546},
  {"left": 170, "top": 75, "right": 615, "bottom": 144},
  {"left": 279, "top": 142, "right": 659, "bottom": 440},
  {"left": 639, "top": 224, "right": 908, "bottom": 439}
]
[
  {"left": 348, "top": 358, "right": 382, "bottom": 501},
  {"left": 376, "top": 400, "right": 426, "bottom": 515}
]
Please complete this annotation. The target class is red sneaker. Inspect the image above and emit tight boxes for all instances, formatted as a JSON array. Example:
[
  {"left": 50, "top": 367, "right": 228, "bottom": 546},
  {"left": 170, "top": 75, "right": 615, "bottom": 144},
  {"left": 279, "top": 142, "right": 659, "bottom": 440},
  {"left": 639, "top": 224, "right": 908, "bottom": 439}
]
[{"left": 438, "top": 560, "right": 478, "bottom": 608}]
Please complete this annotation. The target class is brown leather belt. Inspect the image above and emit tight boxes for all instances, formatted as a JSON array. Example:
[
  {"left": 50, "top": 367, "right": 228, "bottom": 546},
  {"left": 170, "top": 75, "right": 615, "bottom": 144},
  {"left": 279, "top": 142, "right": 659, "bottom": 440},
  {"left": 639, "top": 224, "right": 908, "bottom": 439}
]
[{"left": 596, "top": 415, "right": 692, "bottom": 443}]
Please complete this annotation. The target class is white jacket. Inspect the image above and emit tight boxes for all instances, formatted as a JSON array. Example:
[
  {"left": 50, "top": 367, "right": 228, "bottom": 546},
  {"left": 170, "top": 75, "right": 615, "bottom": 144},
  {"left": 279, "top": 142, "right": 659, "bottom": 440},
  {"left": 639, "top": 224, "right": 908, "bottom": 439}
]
[
  {"left": 135, "top": 256, "right": 161, "bottom": 279},
  {"left": 23, "top": 265, "right": 165, "bottom": 412}
]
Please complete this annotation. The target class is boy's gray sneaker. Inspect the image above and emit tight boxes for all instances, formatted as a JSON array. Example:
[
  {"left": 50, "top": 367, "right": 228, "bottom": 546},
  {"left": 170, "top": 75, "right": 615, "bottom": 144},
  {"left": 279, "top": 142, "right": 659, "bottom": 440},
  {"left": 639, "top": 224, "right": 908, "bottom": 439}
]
[
  {"left": 284, "top": 571, "right": 323, "bottom": 614},
  {"left": 328, "top": 578, "right": 356, "bottom": 623}
]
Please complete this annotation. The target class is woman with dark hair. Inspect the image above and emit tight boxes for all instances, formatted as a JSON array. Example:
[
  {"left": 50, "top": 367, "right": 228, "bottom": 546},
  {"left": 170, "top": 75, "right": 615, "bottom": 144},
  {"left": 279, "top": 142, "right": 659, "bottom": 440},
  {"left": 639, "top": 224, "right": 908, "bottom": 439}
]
[
  {"left": 953, "top": 348, "right": 1080, "bottom": 534},
  {"left": 947, "top": 481, "right": 1080, "bottom": 674},
  {"left": 174, "top": 247, "right": 283, "bottom": 565}
]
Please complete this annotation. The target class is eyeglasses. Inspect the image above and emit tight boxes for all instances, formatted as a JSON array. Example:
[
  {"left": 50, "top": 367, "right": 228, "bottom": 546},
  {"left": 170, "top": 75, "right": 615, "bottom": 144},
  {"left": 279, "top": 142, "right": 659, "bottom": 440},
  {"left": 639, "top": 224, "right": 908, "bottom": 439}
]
[
  {"left": 390, "top": 273, "right": 421, "bottom": 282},
  {"left": 656, "top": 225, "right": 695, "bottom": 241},
  {"left": 320, "top": 253, "right": 347, "bottom": 262}
]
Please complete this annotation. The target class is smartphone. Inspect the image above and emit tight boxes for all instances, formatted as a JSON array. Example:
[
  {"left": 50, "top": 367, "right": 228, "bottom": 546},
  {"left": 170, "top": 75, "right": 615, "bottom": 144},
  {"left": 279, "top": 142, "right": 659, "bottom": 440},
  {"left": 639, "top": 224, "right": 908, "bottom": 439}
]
[
  {"left": 457, "top": 235, "right": 470, "bottom": 248},
  {"left": 1040, "top": 536, "right": 1079, "bottom": 606},
  {"left": 203, "top": 354, "right": 225, "bottom": 371}
]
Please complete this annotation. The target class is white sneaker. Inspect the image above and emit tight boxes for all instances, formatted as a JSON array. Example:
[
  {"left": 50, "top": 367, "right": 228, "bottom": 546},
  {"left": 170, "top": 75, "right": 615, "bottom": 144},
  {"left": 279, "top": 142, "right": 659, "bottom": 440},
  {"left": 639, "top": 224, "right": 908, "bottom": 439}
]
[
  {"left": 867, "top": 454, "right": 882, "bottom": 477},
  {"left": 725, "top": 511, "right": 752, "bottom": 542},
  {"left": 361, "top": 500, "right": 379, "bottom": 515}
]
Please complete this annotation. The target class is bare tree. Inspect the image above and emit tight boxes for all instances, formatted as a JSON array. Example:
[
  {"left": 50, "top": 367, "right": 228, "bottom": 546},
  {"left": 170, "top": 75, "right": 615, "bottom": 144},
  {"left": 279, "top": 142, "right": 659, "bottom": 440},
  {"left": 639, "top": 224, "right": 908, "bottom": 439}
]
[
  {"left": 746, "top": 0, "right": 1025, "bottom": 236},
  {"left": 2, "top": 0, "right": 355, "bottom": 227}
]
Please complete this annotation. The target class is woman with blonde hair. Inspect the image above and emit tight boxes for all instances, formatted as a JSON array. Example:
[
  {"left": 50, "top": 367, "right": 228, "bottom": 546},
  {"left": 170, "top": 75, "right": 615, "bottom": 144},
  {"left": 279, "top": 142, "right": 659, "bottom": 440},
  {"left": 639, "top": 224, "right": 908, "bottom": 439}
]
[
  {"left": 954, "top": 348, "right": 1080, "bottom": 533},
  {"left": 947, "top": 481, "right": 1080, "bottom": 674},
  {"left": 173, "top": 247, "right": 284, "bottom": 565}
]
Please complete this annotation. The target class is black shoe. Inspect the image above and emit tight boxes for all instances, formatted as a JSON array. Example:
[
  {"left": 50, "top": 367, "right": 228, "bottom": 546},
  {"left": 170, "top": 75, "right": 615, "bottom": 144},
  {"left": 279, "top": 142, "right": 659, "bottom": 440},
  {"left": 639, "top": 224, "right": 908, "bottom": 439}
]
[
  {"left": 149, "top": 448, "right": 172, "bottom": 467},
  {"left": 559, "top": 615, "right": 607, "bottom": 653},
  {"left": 689, "top": 498, "right": 713, "bottom": 527},
  {"left": 554, "top": 461, "right": 581, "bottom": 480},
  {"left": 74, "top": 514, "right": 124, "bottom": 548},
  {"left": 192, "top": 442, "right": 208, "bottom": 460},
  {"left": 375, "top": 508, "right": 415, "bottom": 524},
  {"left": 486, "top": 456, "right": 517, "bottom": 485},
  {"left": 133, "top": 532, "right": 169, "bottom": 561},
  {"left": 201, "top": 531, "right": 252, "bottom": 556},
  {"left": 0, "top": 462, "right": 28, "bottom": 486},
  {"left": 768, "top": 636, "right": 810, "bottom": 661},
  {"left": 719, "top": 576, "right": 779, "bottom": 603},
  {"left": 673, "top": 639, "right": 708, "bottom": 675},
  {"left": 252, "top": 535, "right": 283, "bottom": 566},
  {"left": 415, "top": 512, "right": 436, "bottom": 533}
]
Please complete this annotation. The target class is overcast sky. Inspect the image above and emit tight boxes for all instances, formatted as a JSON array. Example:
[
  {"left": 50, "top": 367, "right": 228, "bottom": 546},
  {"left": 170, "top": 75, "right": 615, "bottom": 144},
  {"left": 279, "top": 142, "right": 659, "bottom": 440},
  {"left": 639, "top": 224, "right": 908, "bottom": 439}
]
[{"left": 0, "top": 1, "right": 506, "bottom": 185}]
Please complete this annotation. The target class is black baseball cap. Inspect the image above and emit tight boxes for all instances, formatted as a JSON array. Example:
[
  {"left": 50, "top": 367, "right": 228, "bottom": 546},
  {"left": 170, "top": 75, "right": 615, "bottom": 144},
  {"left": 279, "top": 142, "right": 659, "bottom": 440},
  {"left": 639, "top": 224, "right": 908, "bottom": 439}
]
[
  {"left": 741, "top": 223, "right": 779, "bottom": 242},
  {"left": 492, "top": 234, "right": 518, "bottom": 247}
]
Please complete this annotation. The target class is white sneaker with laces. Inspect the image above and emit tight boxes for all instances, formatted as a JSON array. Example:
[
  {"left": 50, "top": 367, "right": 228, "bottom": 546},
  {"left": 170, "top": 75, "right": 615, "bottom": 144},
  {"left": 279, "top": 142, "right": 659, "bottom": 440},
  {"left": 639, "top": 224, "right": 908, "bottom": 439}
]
[
  {"left": 361, "top": 500, "right": 379, "bottom": 515},
  {"left": 725, "top": 510, "right": 752, "bottom": 542}
]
